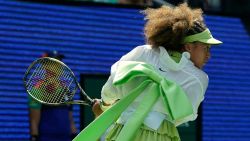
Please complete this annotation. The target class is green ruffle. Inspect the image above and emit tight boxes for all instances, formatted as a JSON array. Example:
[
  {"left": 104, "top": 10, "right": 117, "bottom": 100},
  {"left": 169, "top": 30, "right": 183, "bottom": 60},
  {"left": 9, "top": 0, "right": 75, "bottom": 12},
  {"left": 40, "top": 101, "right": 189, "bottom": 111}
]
[{"left": 106, "top": 120, "right": 180, "bottom": 141}]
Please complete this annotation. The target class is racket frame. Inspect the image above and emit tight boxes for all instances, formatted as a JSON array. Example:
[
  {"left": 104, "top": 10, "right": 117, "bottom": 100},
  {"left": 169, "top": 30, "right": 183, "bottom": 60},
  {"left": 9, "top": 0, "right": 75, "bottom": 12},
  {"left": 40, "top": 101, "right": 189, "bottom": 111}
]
[{"left": 23, "top": 57, "right": 94, "bottom": 106}]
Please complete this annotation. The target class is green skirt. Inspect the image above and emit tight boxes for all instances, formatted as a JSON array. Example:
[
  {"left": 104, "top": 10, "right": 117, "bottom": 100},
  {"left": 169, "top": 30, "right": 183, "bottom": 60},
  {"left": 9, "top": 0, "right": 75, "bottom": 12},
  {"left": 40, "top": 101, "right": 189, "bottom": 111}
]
[{"left": 105, "top": 120, "right": 180, "bottom": 141}]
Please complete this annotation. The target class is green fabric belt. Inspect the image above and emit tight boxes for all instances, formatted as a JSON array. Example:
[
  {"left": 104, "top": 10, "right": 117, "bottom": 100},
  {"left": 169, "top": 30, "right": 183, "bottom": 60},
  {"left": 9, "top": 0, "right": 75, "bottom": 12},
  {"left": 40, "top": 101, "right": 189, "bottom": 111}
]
[{"left": 73, "top": 61, "right": 193, "bottom": 141}]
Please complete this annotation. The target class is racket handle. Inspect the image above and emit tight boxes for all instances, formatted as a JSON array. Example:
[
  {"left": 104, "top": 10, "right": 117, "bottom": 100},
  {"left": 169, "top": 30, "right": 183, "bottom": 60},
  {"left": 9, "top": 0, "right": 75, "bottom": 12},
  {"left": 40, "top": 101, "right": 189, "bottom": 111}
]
[
  {"left": 86, "top": 97, "right": 94, "bottom": 106},
  {"left": 78, "top": 84, "right": 94, "bottom": 106}
]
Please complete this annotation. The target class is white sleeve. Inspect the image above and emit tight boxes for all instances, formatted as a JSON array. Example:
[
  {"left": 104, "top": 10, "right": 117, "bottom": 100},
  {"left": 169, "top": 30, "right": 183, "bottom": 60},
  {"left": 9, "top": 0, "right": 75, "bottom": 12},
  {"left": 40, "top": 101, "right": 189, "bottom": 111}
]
[
  {"left": 186, "top": 79, "right": 207, "bottom": 112},
  {"left": 101, "top": 46, "right": 146, "bottom": 104},
  {"left": 174, "top": 74, "right": 208, "bottom": 126},
  {"left": 182, "top": 73, "right": 208, "bottom": 121},
  {"left": 101, "top": 72, "right": 120, "bottom": 105},
  {"left": 120, "top": 46, "right": 146, "bottom": 61}
]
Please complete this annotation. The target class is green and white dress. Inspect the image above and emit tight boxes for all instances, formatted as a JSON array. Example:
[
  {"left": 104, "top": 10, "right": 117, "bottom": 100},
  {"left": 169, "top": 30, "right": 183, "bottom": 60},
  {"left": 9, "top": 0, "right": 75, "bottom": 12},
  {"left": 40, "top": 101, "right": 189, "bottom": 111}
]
[{"left": 73, "top": 45, "right": 208, "bottom": 141}]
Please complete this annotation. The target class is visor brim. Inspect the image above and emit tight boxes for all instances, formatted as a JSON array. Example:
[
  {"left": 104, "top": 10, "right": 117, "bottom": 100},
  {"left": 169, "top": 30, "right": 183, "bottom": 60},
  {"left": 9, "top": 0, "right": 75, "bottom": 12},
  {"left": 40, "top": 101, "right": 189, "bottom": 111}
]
[
  {"left": 182, "top": 29, "right": 223, "bottom": 45},
  {"left": 198, "top": 38, "right": 223, "bottom": 45}
]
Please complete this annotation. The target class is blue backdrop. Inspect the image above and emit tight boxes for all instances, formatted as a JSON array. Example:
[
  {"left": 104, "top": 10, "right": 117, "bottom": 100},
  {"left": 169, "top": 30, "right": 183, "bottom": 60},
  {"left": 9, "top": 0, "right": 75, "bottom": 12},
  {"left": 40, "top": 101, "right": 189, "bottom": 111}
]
[{"left": 0, "top": 1, "right": 249, "bottom": 141}]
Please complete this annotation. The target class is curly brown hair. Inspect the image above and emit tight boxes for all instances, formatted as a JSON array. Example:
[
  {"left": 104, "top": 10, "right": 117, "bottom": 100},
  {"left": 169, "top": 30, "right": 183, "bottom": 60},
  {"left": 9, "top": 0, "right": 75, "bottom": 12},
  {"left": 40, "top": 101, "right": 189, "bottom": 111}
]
[{"left": 142, "top": 3, "right": 206, "bottom": 51}]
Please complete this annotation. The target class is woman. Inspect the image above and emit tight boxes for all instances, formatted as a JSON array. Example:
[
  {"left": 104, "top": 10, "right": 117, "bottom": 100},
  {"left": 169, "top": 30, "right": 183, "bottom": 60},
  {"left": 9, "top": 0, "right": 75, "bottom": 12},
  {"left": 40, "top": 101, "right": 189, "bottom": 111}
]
[{"left": 75, "top": 3, "right": 222, "bottom": 141}]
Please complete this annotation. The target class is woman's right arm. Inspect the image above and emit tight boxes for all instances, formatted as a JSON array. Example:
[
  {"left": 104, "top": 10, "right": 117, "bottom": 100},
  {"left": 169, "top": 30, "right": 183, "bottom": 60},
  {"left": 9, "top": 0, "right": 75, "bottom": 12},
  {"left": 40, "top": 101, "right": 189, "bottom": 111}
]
[{"left": 92, "top": 46, "right": 147, "bottom": 118}]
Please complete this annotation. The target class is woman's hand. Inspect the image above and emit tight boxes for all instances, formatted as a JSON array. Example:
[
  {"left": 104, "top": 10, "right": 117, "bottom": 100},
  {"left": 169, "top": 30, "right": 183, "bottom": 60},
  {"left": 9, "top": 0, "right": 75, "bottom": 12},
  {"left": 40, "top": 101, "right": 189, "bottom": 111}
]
[{"left": 92, "top": 99, "right": 103, "bottom": 118}]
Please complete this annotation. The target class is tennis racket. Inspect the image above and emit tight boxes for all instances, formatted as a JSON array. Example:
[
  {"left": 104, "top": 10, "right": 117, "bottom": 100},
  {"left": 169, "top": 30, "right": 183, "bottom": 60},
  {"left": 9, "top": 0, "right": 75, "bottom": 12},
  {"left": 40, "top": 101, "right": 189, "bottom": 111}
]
[{"left": 23, "top": 57, "right": 94, "bottom": 106}]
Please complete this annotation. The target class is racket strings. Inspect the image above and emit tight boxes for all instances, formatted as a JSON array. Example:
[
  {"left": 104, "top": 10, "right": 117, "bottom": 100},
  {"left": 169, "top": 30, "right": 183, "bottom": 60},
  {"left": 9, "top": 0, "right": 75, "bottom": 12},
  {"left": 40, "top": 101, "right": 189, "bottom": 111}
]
[
  {"left": 60, "top": 69, "right": 75, "bottom": 100},
  {"left": 30, "top": 60, "right": 55, "bottom": 103},
  {"left": 44, "top": 62, "right": 73, "bottom": 104},
  {"left": 27, "top": 60, "right": 48, "bottom": 102},
  {"left": 26, "top": 62, "right": 44, "bottom": 90},
  {"left": 27, "top": 59, "right": 77, "bottom": 104},
  {"left": 55, "top": 67, "right": 74, "bottom": 103}
]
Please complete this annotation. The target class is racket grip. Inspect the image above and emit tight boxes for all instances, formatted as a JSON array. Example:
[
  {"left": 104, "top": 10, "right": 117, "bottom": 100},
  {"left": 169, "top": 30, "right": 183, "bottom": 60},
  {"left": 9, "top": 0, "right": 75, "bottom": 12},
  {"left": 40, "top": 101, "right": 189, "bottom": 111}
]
[
  {"left": 78, "top": 84, "right": 94, "bottom": 106},
  {"left": 87, "top": 97, "right": 94, "bottom": 106}
]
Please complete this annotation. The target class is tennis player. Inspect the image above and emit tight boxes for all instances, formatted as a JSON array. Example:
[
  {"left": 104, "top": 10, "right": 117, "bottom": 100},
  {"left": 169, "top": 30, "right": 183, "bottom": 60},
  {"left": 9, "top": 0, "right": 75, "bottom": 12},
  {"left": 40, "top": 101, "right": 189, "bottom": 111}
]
[{"left": 80, "top": 3, "right": 223, "bottom": 141}]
